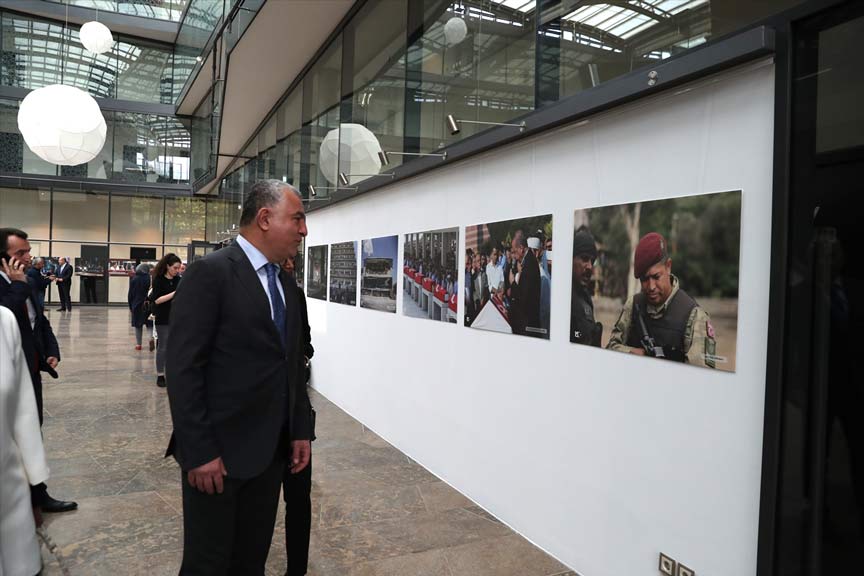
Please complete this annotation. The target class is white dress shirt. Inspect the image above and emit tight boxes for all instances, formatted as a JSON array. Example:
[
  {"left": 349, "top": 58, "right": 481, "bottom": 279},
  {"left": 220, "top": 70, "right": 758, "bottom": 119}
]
[{"left": 235, "top": 235, "right": 285, "bottom": 320}]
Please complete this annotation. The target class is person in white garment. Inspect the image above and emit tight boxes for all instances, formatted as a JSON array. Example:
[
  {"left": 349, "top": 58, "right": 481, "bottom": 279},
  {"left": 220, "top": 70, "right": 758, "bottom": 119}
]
[{"left": 0, "top": 305, "right": 50, "bottom": 576}]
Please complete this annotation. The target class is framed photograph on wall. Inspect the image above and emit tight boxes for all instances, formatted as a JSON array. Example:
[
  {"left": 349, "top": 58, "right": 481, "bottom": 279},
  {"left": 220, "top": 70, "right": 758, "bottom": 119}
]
[
  {"left": 570, "top": 190, "right": 742, "bottom": 372},
  {"left": 403, "top": 228, "right": 459, "bottom": 323},
  {"left": 329, "top": 241, "right": 357, "bottom": 306},
  {"left": 465, "top": 214, "right": 553, "bottom": 339},
  {"left": 306, "top": 245, "right": 328, "bottom": 301},
  {"left": 360, "top": 235, "right": 398, "bottom": 313},
  {"left": 294, "top": 239, "right": 305, "bottom": 290}
]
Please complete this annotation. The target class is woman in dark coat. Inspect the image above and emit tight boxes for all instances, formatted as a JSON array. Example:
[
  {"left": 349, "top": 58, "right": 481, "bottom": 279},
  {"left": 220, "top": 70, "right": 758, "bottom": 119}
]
[{"left": 128, "top": 263, "right": 153, "bottom": 351}]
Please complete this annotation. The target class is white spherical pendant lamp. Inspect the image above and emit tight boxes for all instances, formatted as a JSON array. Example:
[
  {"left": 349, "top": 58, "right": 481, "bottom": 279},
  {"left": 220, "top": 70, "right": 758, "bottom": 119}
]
[
  {"left": 319, "top": 123, "right": 382, "bottom": 185},
  {"left": 17, "top": 85, "right": 107, "bottom": 166},
  {"left": 444, "top": 17, "right": 468, "bottom": 46},
  {"left": 79, "top": 21, "right": 114, "bottom": 55}
]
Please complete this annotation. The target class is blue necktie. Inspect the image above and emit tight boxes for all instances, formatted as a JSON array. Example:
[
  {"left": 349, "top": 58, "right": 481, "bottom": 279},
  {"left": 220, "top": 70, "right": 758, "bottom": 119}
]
[{"left": 265, "top": 263, "right": 287, "bottom": 347}]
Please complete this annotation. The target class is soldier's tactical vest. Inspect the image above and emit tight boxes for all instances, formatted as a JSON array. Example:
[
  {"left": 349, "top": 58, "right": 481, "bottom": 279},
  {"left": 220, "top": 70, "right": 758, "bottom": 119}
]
[{"left": 626, "top": 288, "right": 697, "bottom": 362}]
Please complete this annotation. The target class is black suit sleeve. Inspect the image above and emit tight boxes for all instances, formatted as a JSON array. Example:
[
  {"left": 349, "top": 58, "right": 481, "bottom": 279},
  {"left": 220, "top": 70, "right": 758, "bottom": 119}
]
[
  {"left": 298, "top": 288, "right": 313, "bottom": 360},
  {"left": 0, "top": 278, "right": 30, "bottom": 311},
  {"left": 39, "top": 313, "right": 60, "bottom": 361},
  {"left": 166, "top": 259, "right": 222, "bottom": 470}
]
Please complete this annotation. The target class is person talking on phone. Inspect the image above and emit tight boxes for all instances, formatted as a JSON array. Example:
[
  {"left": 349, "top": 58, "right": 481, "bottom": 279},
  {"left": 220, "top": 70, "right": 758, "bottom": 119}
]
[{"left": 0, "top": 228, "right": 77, "bottom": 514}]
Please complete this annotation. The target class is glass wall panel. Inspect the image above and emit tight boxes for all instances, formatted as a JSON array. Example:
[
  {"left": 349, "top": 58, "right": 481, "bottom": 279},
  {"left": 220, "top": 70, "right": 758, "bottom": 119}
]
[
  {"left": 52, "top": 191, "right": 109, "bottom": 241},
  {"left": 165, "top": 197, "right": 207, "bottom": 245},
  {"left": 276, "top": 86, "right": 303, "bottom": 186},
  {"left": 545, "top": 0, "right": 805, "bottom": 103},
  {"left": 48, "top": 241, "right": 108, "bottom": 304},
  {"left": 0, "top": 98, "right": 56, "bottom": 176},
  {"left": 0, "top": 187, "right": 51, "bottom": 239},
  {"left": 110, "top": 194, "right": 164, "bottom": 244},
  {"left": 407, "top": 1, "right": 536, "bottom": 151},
  {"left": 111, "top": 114, "right": 189, "bottom": 184},
  {"left": 116, "top": 40, "right": 174, "bottom": 105},
  {"left": 191, "top": 90, "right": 214, "bottom": 182},
  {"left": 340, "top": 0, "right": 408, "bottom": 181},
  {"left": 302, "top": 38, "right": 342, "bottom": 194},
  {"left": 205, "top": 197, "right": 240, "bottom": 243},
  {"left": 0, "top": 11, "right": 176, "bottom": 104}
]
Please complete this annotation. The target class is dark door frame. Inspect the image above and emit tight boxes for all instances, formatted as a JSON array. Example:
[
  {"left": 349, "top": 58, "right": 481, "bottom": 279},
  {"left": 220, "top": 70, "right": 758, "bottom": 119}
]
[{"left": 757, "top": 0, "right": 862, "bottom": 574}]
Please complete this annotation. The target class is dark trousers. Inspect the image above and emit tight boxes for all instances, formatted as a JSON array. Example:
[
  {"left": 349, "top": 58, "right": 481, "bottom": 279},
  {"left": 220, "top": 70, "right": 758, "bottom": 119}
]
[
  {"left": 58, "top": 282, "right": 72, "bottom": 310},
  {"left": 283, "top": 456, "right": 312, "bottom": 576},
  {"left": 180, "top": 454, "right": 284, "bottom": 576}
]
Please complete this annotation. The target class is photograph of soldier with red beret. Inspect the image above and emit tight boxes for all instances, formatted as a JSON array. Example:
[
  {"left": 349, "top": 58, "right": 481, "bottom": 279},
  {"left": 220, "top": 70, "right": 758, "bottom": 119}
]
[{"left": 571, "top": 191, "right": 741, "bottom": 372}]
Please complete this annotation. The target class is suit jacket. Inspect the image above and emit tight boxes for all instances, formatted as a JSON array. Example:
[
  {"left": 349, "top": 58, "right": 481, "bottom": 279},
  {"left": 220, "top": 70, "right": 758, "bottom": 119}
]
[
  {"left": 26, "top": 268, "right": 51, "bottom": 298},
  {"left": 0, "top": 276, "right": 61, "bottom": 420},
  {"left": 510, "top": 249, "right": 541, "bottom": 336},
  {"left": 127, "top": 272, "right": 151, "bottom": 328},
  {"left": 165, "top": 243, "right": 312, "bottom": 479},
  {"left": 57, "top": 263, "right": 73, "bottom": 282}
]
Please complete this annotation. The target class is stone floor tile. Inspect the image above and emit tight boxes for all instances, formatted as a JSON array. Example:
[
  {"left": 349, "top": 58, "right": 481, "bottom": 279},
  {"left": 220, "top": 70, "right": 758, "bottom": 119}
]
[{"left": 31, "top": 309, "right": 573, "bottom": 576}]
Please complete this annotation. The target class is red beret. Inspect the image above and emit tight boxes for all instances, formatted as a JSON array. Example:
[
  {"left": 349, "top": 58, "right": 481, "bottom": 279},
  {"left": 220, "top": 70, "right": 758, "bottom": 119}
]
[{"left": 633, "top": 232, "right": 668, "bottom": 278}]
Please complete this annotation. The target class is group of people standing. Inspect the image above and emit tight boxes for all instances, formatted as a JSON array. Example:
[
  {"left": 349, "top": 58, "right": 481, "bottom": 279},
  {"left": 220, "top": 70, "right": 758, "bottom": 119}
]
[
  {"left": 128, "top": 254, "right": 183, "bottom": 387},
  {"left": 466, "top": 229, "right": 552, "bottom": 338},
  {"left": 22, "top": 256, "right": 73, "bottom": 312},
  {"left": 1, "top": 228, "right": 78, "bottom": 576}
]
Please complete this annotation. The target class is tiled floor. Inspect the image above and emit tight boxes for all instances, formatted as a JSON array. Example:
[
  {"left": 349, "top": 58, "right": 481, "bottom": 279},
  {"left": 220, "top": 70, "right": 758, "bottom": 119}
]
[{"left": 37, "top": 308, "right": 573, "bottom": 576}]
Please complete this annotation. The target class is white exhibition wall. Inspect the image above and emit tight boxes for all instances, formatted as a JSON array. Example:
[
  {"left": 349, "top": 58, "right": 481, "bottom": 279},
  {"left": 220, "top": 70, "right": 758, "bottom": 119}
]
[{"left": 304, "top": 60, "right": 775, "bottom": 576}]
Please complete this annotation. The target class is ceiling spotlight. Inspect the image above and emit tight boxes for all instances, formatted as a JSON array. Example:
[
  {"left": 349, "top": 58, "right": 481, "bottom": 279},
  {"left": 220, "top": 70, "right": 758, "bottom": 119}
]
[
  {"left": 377, "top": 150, "right": 447, "bottom": 166},
  {"left": 196, "top": 55, "right": 203, "bottom": 62},
  {"left": 446, "top": 114, "right": 526, "bottom": 136},
  {"left": 308, "top": 184, "right": 356, "bottom": 197},
  {"left": 338, "top": 172, "right": 396, "bottom": 186}
]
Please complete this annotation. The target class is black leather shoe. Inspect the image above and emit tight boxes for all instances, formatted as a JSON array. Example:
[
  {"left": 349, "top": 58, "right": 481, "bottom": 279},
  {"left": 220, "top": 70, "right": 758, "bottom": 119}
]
[
  {"left": 41, "top": 495, "right": 78, "bottom": 513},
  {"left": 156, "top": 375, "right": 166, "bottom": 388},
  {"left": 55, "top": 308, "right": 65, "bottom": 312}
]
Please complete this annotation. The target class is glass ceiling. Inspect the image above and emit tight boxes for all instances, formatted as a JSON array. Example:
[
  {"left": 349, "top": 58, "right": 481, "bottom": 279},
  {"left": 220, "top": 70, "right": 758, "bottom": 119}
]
[
  {"left": 2, "top": 14, "right": 175, "bottom": 104},
  {"left": 41, "top": 0, "right": 188, "bottom": 23}
]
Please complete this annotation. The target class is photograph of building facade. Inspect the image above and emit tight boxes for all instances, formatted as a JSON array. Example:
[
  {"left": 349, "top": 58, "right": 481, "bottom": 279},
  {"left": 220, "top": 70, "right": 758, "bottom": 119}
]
[{"left": 328, "top": 241, "right": 357, "bottom": 306}]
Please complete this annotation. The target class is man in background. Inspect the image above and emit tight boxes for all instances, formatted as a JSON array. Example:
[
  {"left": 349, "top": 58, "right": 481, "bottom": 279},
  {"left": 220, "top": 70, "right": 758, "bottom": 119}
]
[
  {"left": 281, "top": 254, "right": 315, "bottom": 576},
  {"left": 27, "top": 257, "right": 51, "bottom": 310},
  {"left": 0, "top": 228, "right": 78, "bottom": 514},
  {"left": 55, "top": 257, "right": 73, "bottom": 312}
]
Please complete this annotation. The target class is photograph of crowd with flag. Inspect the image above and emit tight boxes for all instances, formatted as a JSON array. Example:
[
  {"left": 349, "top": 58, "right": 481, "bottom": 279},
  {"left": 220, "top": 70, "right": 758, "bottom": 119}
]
[
  {"left": 570, "top": 190, "right": 742, "bottom": 372},
  {"left": 361, "top": 235, "right": 398, "bottom": 313},
  {"left": 403, "top": 228, "right": 459, "bottom": 323},
  {"left": 464, "top": 214, "right": 553, "bottom": 339},
  {"left": 329, "top": 241, "right": 357, "bottom": 306}
]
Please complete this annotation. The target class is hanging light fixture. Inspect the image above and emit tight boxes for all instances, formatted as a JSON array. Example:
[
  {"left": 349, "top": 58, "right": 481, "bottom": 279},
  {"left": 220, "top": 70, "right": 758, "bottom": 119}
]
[
  {"left": 319, "top": 123, "right": 383, "bottom": 185},
  {"left": 79, "top": 21, "right": 114, "bottom": 55},
  {"left": 17, "top": 85, "right": 107, "bottom": 166},
  {"left": 16, "top": 3, "right": 108, "bottom": 166},
  {"left": 443, "top": 17, "right": 468, "bottom": 46}
]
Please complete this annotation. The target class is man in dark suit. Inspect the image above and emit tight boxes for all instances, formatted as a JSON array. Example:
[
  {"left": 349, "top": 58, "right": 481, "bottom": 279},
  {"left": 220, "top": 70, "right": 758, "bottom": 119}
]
[
  {"left": 281, "top": 255, "right": 315, "bottom": 576},
  {"left": 27, "top": 257, "right": 51, "bottom": 310},
  {"left": 0, "top": 228, "right": 78, "bottom": 513},
  {"left": 508, "top": 229, "right": 542, "bottom": 337},
  {"left": 55, "top": 256, "right": 73, "bottom": 311},
  {"left": 166, "top": 180, "right": 312, "bottom": 574}
]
